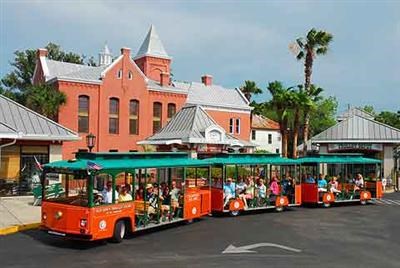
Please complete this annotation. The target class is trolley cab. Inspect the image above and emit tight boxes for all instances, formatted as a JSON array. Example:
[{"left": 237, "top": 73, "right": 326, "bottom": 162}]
[
  {"left": 204, "top": 154, "right": 301, "bottom": 216},
  {"left": 40, "top": 152, "right": 212, "bottom": 242},
  {"left": 298, "top": 154, "right": 383, "bottom": 208}
]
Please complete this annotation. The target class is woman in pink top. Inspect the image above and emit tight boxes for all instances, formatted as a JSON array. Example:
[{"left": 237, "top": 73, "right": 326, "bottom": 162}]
[{"left": 269, "top": 177, "right": 280, "bottom": 196}]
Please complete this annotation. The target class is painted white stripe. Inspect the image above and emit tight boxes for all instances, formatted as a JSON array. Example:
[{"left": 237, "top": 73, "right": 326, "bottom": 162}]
[
  {"left": 374, "top": 199, "right": 384, "bottom": 204},
  {"left": 384, "top": 199, "right": 400, "bottom": 205},
  {"left": 380, "top": 199, "right": 393, "bottom": 205}
]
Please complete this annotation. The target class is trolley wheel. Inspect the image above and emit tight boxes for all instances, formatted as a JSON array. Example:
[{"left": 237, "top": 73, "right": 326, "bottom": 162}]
[
  {"left": 229, "top": 210, "right": 240, "bottom": 217},
  {"left": 275, "top": 206, "right": 284, "bottom": 212},
  {"left": 360, "top": 199, "right": 367, "bottom": 205},
  {"left": 186, "top": 219, "right": 194, "bottom": 224},
  {"left": 323, "top": 202, "right": 331, "bottom": 208},
  {"left": 111, "top": 220, "right": 126, "bottom": 243}
]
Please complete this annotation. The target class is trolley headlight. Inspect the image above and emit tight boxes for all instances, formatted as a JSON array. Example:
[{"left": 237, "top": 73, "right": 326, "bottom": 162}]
[
  {"left": 80, "top": 219, "right": 88, "bottom": 228},
  {"left": 42, "top": 212, "right": 47, "bottom": 220}
]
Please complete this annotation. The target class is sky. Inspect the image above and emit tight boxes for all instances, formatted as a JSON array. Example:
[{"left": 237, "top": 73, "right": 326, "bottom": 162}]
[{"left": 0, "top": 0, "right": 399, "bottom": 113}]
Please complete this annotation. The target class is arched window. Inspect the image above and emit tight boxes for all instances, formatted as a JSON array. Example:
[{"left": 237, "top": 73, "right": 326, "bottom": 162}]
[
  {"left": 78, "top": 95, "right": 89, "bottom": 133},
  {"left": 117, "top": 69, "right": 122, "bottom": 79},
  {"left": 129, "top": 100, "right": 139, "bottom": 135},
  {"left": 167, "top": 103, "right": 176, "bottom": 121},
  {"left": 128, "top": 71, "right": 133, "bottom": 80},
  {"left": 109, "top": 98, "right": 119, "bottom": 134},
  {"left": 153, "top": 102, "right": 162, "bottom": 134}
]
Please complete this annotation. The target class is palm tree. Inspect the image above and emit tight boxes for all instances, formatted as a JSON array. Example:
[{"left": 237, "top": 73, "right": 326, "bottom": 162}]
[
  {"left": 292, "top": 28, "right": 333, "bottom": 151},
  {"left": 267, "top": 81, "right": 292, "bottom": 157},
  {"left": 240, "top": 80, "right": 262, "bottom": 102},
  {"left": 291, "top": 85, "right": 323, "bottom": 158}
]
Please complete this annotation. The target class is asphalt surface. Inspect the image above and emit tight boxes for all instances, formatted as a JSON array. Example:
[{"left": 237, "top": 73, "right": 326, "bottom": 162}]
[{"left": 1, "top": 193, "right": 400, "bottom": 268}]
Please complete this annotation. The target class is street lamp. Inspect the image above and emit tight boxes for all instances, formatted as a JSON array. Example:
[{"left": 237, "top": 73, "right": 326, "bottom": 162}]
[{"left": 86, "top": 133, "right": 96, "bottom": 152}]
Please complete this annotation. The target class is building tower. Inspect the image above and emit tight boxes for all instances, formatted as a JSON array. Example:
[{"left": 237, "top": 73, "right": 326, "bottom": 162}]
[
  {"left": 98, "top": 43, "right": 112, "bottom": 66},
  {"left": 134, "top": 25, "right": 171, "bottom": 82}
]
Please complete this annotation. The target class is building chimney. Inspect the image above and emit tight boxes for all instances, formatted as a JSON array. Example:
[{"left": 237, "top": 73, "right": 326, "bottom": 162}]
[
  {"left": 201, "top": 74, "right": 213, "bottom": 86},
  {"left": 160, "top": 72, "right": 170, "bottom": 86},
  {"left": 120, "top": 47, "right": 131, "bottom": 57},
  {"left": 36, "top": 48, "right": 48, "bottom": 58}
]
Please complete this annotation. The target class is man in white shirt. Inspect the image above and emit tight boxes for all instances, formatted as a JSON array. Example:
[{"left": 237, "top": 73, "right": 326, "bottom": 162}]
[{"left": 102, "top": 181, "right": 118, "bottom": 204}]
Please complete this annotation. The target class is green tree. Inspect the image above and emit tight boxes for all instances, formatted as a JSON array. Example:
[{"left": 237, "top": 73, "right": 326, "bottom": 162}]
[
  {"left": 361, "top": 105, "right": 376, "bottom": 116},
  {"left": 25, "top": 84, "right": 67, "bottom": 120},
  {"left": 291, "top": 85, "right": 316, "bottom": 158},
  {"left": 309, "top": 96, "right": 338, "bottom": 136},
  {"left": 1, "top": 42, "right": 90, "bottom": 118},
  {"left": 376, "top": 111, "right": 400, "bottom": 129},
  {"left": 292, "top": 28, "right": 333, "bottom": 151},
  {"left": 267, "top": 81, "right": 292, "bottom": 157},
  {"left": 240, "top": 80, "right": 262, "bottom": 102}
]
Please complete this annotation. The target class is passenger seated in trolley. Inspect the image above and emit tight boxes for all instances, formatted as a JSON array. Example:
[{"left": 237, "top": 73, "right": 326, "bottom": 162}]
[
  {"left": 329, "top": 176, "right": 341, "bottom": 194},
  {"left": 244, "top": 177, "right": 254, "bottom": 208},
  {"left": 281, "top": 174, "right": 295, "bottom": 203},
  {"left": 212, "top": 177, "right": 222, "bottom": 188},
  {"left": 102, "top": 181, "right": 119, "bottom": 204},
  {"left": 169, "top": 181, "right": 181, "bottom": 216},
  {"left": 268, "top": 177, "right": 279, "bottom": 200},
  {"left": 118, "top": 185, "right": 133, "bottom": 202},
  {"left": 236, "top": 177, "right": 247, "bottom": 208},
  {"left": 255, "top": 178, "right": 267, "bottom": 202},
  {"left": 317, "top": 174, "right": 328, "bottom": 192},
  {"left": 145, "top": 184, "right": 158, "bottom": 216},
  {"left": 223, "top": 178, "right": 236, "bottom": 208},
  {"left": 304, "top": 173, "right": 316, "bottom": 184},
  {"left": 353, "top": 173, "right": 364, "bottom": 191}
]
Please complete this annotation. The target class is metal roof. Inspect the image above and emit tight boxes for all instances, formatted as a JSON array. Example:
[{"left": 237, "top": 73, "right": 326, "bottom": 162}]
[
  {"left": 337, "top": 107, "right": 374, "bottom": 122},
  {"left": 251, "top": 114, "right": 280, "bottom": 130},
  {"left": 140, "top": 105, "right": 224, "bottom": 143},
  {"left": 134, "top": 25, "right": 170, "bottom": 60},
  {"left": 184, "top": 81, "right": 251, "bottom": 111},
  {"left": 139, "top": 105, "right": 255, "bottom": 147},
  {"left": 0, "top": 94, "right": 79, "bottom": 141},
  {"left": 312, "top": 114, "right": 400, "bottom": 143},
  {"left": 45, "top": 59, "right": 107, "bottom": 83}
]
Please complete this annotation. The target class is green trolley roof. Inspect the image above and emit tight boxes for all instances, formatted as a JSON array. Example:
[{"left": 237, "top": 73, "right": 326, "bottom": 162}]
[
  {"left": 44, "top": 152, "right": 212, "bottom": 171},
  {"left": 296, "top": 154, "right": 381, "bottom": 164},
  {"left": 204, "top": 153, "right": 298, "bottom": 165}
]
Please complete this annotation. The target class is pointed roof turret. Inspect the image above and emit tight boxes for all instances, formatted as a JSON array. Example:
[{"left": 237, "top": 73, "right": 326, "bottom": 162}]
[{"left": 134, "top": 25, "right": 171, "bottom": 60}]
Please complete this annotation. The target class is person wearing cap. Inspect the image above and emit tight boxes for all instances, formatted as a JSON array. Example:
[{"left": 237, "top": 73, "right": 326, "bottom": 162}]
[{"left": 146, "top": 184, "right": 158, "bottom": 215}]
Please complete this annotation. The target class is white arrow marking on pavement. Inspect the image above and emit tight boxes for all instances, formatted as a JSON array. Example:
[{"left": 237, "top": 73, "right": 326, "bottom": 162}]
[{"left": 222, "top": 243, "right": 302, "bottom": 254}]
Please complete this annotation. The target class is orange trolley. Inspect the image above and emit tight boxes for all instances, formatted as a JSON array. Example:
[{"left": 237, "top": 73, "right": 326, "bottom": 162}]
[
  {"left": 202, "top": 154, "right": 301, "bottom": 216},
  {"left": 41, "top": 152, "right": 212, "bottom": 242},
  {"left": 298, "top": 154, "right": 383, "bottom": 208}
]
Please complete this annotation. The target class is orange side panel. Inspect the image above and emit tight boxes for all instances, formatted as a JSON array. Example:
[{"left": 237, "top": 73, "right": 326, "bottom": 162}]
[
  {"left": 376, "top": 181, "right": 383, "bottom": 199},
  {"left": 301, "top": 183, "right": 318, "bottom": 203},
  {"left": 211, "top": 188, "right": 224, "bottom": 212},
  {"left": 91, "top": 202, "right": 135, "bottom": 240},
  {"left": 184, "top": 191, "right": 202, "bottom": 219},
  {"left": 295, "top": 185, "right": 302, "bottom": 205}
]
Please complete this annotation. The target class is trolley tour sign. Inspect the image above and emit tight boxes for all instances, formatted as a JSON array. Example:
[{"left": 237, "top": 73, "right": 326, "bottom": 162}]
[{"left": 328, "top": 143, "right": 383, "bottom": 152}]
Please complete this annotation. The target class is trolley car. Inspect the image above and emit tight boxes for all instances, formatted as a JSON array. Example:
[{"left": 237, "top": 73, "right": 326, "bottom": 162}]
[
  {"left": 298, "top": 154, "right": 383, "bottom": 207},
  {"left": 41, "top": 152, "right": 212, "bottom": 242}
]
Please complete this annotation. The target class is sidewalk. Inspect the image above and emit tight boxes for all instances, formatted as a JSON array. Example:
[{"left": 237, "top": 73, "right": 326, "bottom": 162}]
[{"left": 0, "top": 196, "right": 41, "bottom": 235}]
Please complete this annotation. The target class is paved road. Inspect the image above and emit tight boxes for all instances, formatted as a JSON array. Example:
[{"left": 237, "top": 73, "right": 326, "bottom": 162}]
[{"left": 1, "top": 193, "right": 400, "bottom": 268}]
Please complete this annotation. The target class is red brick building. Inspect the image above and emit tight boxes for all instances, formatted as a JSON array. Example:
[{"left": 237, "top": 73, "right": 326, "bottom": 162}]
[{"left": 32, "top": 25, "right": 252, "bottom": 159}]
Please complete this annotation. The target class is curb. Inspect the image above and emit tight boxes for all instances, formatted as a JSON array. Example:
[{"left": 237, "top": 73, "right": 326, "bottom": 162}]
[{"left": 0, "top": 222, "right": 40, "bottom": 236}]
